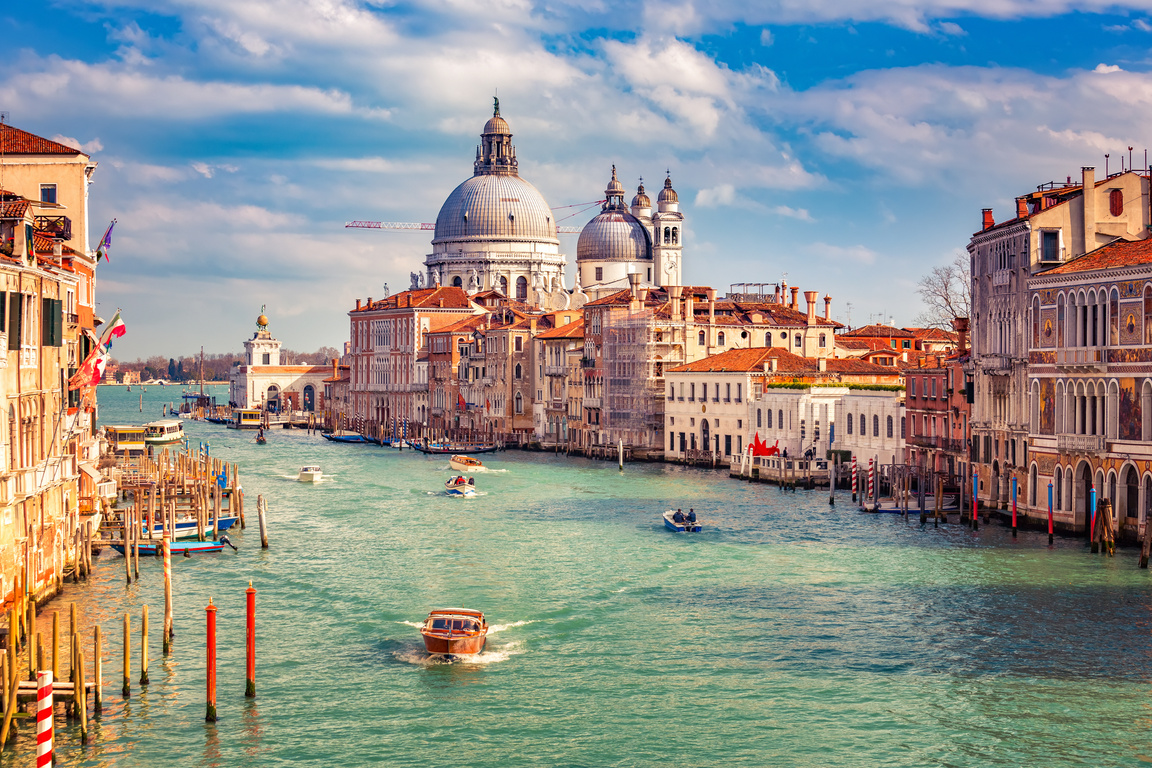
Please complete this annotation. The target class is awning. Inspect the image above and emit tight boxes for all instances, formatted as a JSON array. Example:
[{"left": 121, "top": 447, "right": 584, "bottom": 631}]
[{"left": 79, "top": 463, "right": 102, "bottom": 482}]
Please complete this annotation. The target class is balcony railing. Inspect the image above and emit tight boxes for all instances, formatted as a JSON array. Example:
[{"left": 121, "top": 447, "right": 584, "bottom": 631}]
[
  {"left": 979, "top": 354, "right": 1014, "bottom": 371},
  {"left": 1056, "top": 433, "right": 1105, "bottom": 453},
  {"left": 34, "top": 215, "right": 71, "bottom": 241},
  {"left": 584, "top": 397, "right": 601, "bottom": 408},
  {"left": 544, "top": 365, "right": 567, "bottom": 376},
  {"left": 906, "top": 435, "right": 966, "bottom": 452},
  {"left": 1056, "top": 348, "right": 1104, "bottom": 367}
]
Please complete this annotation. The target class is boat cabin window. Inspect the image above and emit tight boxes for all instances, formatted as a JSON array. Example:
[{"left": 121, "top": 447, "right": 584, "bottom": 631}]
[{"left": 432, "top": 618, "right": 448, "bottom": 629}]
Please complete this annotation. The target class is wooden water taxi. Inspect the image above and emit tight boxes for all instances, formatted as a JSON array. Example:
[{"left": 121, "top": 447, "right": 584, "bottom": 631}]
[
  {"left": 420, "top": 609, "right": 488, "bottom": 656},
  {"left": 298, "top": 465, "right": 323, "bottom": 482},
  {"left": 663, "top": 509, "right": 701, "bottom": 532},
  {"left": 449, "top": 455, "right": 484, "bottom": 472}
]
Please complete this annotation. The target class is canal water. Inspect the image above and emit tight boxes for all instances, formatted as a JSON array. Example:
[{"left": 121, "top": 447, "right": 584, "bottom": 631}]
[{"left": 8, "top": 385, "right": 1151, "bottom": 766}]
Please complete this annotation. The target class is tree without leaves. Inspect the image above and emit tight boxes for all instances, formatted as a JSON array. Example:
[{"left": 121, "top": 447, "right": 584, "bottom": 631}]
[{"left": 914, "top": 251, "right": 971, "bottom": 330}]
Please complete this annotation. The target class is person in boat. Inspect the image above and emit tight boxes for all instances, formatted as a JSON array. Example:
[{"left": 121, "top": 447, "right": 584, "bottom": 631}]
[
  {"left": 672, "top": 509, "right": 685, "bottom": 523},
  {"left": 687, "top": 510, "right": 696, "bottom": 523},
  {"left": 467, "top": 477, "right": 475, "bottom": 485}
]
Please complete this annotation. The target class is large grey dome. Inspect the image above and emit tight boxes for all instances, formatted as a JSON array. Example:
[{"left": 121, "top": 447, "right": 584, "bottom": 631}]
[
  {"left": 576, "top": 210, "right": 651, "bottom": 262},
  {"left": 433, "top": 174, "right": 557, "bottom": 243}
]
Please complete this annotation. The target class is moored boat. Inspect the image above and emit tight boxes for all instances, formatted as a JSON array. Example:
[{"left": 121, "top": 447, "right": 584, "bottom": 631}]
[
  {"left": 663, "top": 509, "right": 701, "bottom": 532},
  {"left": 298, "top": 465, "right": 323, "bottom": 482},
  {"left": 322, "top": 431, "right": 368, "bottom": 443},
  {"left": 110, "top": 540, "right": 227, "bottom": 556},
  {"left": 444, "top": 476, "right": 476, "bottom": 497},
  {"left": 144, "top": 419, "right": 185, "bottom": 446},
  {"left": 420, "top": 609, "right": 488, "bottom": 656},
  {"left": 412, "top": 438, "right": 498, "bottom": 455},
  {"left": 449, "top": 455, "right": 484, "bottom": 472}
]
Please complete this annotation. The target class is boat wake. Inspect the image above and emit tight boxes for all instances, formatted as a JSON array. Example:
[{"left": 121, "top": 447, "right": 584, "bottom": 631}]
[
  {"left": 280, "top": 474, "right": 336, "bottom": 482},
  {"left": 393, "top": 640, "right": 524, "bottom": 666},
  {"left": 487, "top": 619, "right": 536, "bottom": 634}
]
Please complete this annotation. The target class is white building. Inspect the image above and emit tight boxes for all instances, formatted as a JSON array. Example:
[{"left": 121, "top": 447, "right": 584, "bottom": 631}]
[
  {"left": 229, "top": 312, "right": 332, "bottom": 412},
  {"left": 833, "top": 390, "right": 906, "bottom": 469},
  {"left": 752, "top": 386, "right": 849, "bottom": 460}
]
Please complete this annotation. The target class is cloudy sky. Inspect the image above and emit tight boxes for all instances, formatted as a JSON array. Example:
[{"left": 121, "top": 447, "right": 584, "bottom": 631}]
[{"left": 6, "top": 1, "right": 1152, "bottom": 358}]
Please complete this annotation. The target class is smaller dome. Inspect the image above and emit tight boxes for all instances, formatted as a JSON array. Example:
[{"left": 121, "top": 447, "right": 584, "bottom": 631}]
[
  {"left": 605, "top": 165, "right": 625, "bottom": 198},
  {"left": 658, "top": 175, "right": 678, "bottom": 204},
  {"left": 632, "top": 181, "right": 650, "bottom": 209},
  {"left": 577, "top": 210, "right": 652, "bottom": 263},
  {"left": 484, "top": 114, "right": 511, "bottom": 136}
]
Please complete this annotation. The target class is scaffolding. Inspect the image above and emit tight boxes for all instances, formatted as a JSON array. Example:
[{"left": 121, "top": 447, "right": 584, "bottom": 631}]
[{"left": 602, "top": 306, "right": 666, "bottom": 451}]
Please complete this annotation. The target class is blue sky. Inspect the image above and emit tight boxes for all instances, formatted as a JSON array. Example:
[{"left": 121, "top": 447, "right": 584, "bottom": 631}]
[{"left": 6, "top": 0, "right": 1152, "bottom": 358}]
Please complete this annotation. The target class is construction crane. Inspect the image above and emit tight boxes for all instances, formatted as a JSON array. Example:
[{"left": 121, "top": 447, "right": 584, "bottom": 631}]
[{"left": 345, "top": 199, "right": 605, "bottom": 235}]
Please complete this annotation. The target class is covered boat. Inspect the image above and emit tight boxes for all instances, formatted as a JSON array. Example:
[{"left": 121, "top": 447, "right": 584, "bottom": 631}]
[
  {"left": 663, "top": 509, "right": 701, "bottom": 532},
  {"left": 449, "top": 455, "right": 484, "bottom": 472},
  {"left": 111, "top": 540, "right": 228, "bottom": 556},
  {"left": 144, "top": 419, "right": 185, "bottom": 446},
  {"left": 420, "top": 609, "right": 488, "bottom": 656},
  {"left": 298, "top": 465, "right": 323, "bottom": 482},
  {"left": 444, "top": 476, "right": 476, "bottom": 497}
]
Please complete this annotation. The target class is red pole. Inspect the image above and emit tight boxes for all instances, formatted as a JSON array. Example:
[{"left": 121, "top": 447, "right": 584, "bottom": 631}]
[
  {"left": 1011, "top": 476, "right": 1018, "bottom": 538},
  {"left": 245, "top": 582, "right": 256, "bottom": 698},
  {"left": 35, "top": 670, "right": 52, "bottom": 768},
  {"left": 206, "top": 599, "right": 217, "bottom": 722},
  {"left": 1047, "top": 481, "right": 1054, "bottom": 545}
]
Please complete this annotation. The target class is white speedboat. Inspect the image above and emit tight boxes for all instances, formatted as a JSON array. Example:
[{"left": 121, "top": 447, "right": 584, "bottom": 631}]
[
  {"left": 298, "top": 465, "right": 323, "bottom": 482},
  {"left": 144, "top": 419, "right": 185, "bottom": 446},
  {"left": 445, "top": 476, "right": 476, "bottom": 497}
]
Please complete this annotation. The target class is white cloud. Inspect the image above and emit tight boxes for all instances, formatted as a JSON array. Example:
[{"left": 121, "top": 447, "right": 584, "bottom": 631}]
[
  {"left": 771, "top": 205, "right": 813, "bottom": 221},
  {"left": 1095, "top": 63, "right": 1123, "bottom": 73},
  {"left": 760, "top": 28, "right": 774, "bottom": 46},
  {"left": 190, "top": 162, "right": 239, "bottom": 178},
  {"left": 695, "top": 184, "right": 735, "bottom": 207},
  {"left": 809, "top": 242, "right": 878, "bottom": 265}
]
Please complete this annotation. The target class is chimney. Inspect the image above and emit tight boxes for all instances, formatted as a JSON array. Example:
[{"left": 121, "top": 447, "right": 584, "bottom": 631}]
[
  {"left": 823, "top": 295, "right": 832, "bottom": 321},
  {"left": 804, "top": 291, "right": 818, "bottom": 325},
  {"left": 332, "top": 357, "right": 338, "bottom": 379},
  {"left": 818, "top": 357, "right": 826, "bottom": 372},
  {"left": 627, "top": 271, "right": 640, "bottom": 299},
  {"left": 530, "top": 317, "right": 537, "bottom": 335},
  {"left": 764, "top": 357, "right": 777, "bottom": 373},
  {"left": 706, "top": 288, "right": 716, "bottom": 325},
  {"left": 367, "top": 297, "right": 372, "bottom": 307},
  {"left": 685, "top": 295, "right": 695, "bottom": 323},
  {"left": 981, "top": 209, "right": 994, "bottom": 231},
  {"left": 953, "top": 317, "right": 969, "bottom": 355},
  {"left": 637, "top": 286, "right": 649, "bottom": 301},
  {"left": 789, "top": 287, "right": 799, "bottom": 311},
  {"left": 356, "top": 299, "right": 361, "bottom": 310},
  {"left": 1016, "top": 197, "right": 1029, "bottom": 219},
  {"left": 1082, "top": 166, "right": 1096, "bottom": 255},
  {"left": 669, "top": 285, "right": 683, "bottom": 320}
]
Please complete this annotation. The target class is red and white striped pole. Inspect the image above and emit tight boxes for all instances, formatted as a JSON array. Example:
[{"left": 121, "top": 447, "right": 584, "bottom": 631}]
[
  {"left": 205, "top": 599, "right": 217, "bottom": 723},
  {"left": 851, "top": 456, "right": 858, "bottom": 502},
  {"left": 36, "top": 670, "right": 52, "bottom": 767},
  {"left": 867, "top": 458, "right": 875, "bottom": 504},
  {"left": 245, "top": 582, "right": 256, "bottom": 698}
]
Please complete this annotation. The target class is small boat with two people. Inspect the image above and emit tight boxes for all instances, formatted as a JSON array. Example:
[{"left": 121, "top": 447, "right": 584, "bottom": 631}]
[
  {"left": 298, "top": 465, "right": 323, "bottom": 483},
  {"left": 420, "top": 608, "right": 488, "bottom": 657},
  {"left": 444, "top": 476, "right": 477, "bottom": 497},
  {"left": 663, "top": 508, "right": 701, "bottom": 532},
  {"left": 449, "top": 454, "right": 485, "bottom": 472}
]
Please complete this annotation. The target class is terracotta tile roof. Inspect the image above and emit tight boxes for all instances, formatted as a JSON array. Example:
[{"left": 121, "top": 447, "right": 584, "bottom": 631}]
[
  {"left": 584, "top": 289, "right": 641, "bottom": 307},
  {"left": 904, "top": 326, "right": 958, "bottom": 342},
  {"left": 0, "top": 199, "right": 29, "bottom": 219},
  {"left": 826, "top": 358, "right": 903, "bottom": 375},
  {"left": 0, "top": 126, "right": 84, "bottom": 155},
  {"left": 836, "top": 339, "right": 872, "bottom": 350},
  {"left": 840, "top": 324, "right": 915, "bottom": 338},
  {"left": 355, "top": 286, "right": 474, "bottom": 311},
  {"left": 668, "top": 347, "right": 812, "bottom": 373},
  {"left": 1040, "top": 236, "right": 1152, "bottom": 275},
  {"left": 537, "top": 318, "right": 584, "bottom": 339},
  {"left": 429, "top": 315, "right": 487, "bottom": 335}
]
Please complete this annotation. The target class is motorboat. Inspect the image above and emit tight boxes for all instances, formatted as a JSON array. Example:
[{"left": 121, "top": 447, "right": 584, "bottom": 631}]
[
  {"left": 444, "top": 476, "right": 476, "bottom": 497},
  {"left": 111, "top": 540, "right": 228, "bottom": 556},
  {"left": 420, "top": 609, "right": 488, "bottom": 656},
  {"left": 144, "top": 515, "right": 239, "bottom": 539},
  {"left": 298, "top": 465, "right": 323, "bottom": 482},
  {"left": 143, "top": 419, "right": 185, "bottom": 446},
  {"left": 663, "top": 509, "right": 701, "bottom": 532},
  {"left": 449, "top": 455, "right": 484, "bottom": 472},
  {"left": 323, "top": 431, "right": 368, "bottom": 443}
]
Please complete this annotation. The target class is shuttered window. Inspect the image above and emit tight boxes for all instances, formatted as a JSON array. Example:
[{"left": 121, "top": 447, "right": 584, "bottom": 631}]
[
  {"left": 7, "top": 293, "right": 21, "bottom": 350},
  {"left": 41, "top": 298, "right": 62, "bottom": 347}
]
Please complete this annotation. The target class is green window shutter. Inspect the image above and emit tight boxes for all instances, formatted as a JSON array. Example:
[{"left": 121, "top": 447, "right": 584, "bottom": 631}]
[
  {"left": 8, "top": 293, "right": 20, "bottom": 350},
  {"left": 52, "top": 299, "right": 63, "bottom": 347},
  {"left": 41, "top": 298, "right": 50, "bottom": 346},
  {"left": 0, "top": 292, "right": 6, "bottom": 333}
]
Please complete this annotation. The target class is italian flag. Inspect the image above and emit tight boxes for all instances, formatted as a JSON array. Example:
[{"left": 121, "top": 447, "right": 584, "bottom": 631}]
[{"left": 98, "top": 311, "right": 126, "bottom": 350}]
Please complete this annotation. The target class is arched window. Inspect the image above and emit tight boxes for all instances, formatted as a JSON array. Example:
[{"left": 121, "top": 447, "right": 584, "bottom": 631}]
[
  {"left": 901, "top": 416, "right": 905, "bottom": 438},
  {"left": 1032, "top": 296, "right": 1040, "bottom": 348},
  {"left": 452, "top": 276, "right": 463, "bottom": 288},
  {"left": 514, "top": 363, "right": 522, "bottom": 380},
  {"left": 717, "top": 332, "right": 725, "bottom": 346},
  {"left": 794, "top": 334, "right": 802, "bottom": 347},
  {"left": 515, "top": 335, "right": 522, "bottom": 352},
  {"left": 757, "top": 409, "right": 762, "bottom": 428},
  {"left": 1057, "top": 294, "right": 1065, "bottom": 347},
  {"left": 514, "top": 392, "right": 523, "bottom": 414},
  {"left": 766, "top": 409, "right": 773, "bottom": 428},
  {"left": 516, "top": 276, "right": 528, "bottom": 300},
  {"left": 1145, "top": 285, "right": 1152, "bottom": 345},
  {"left": 1054, "top": 467, "right": 1063, "bottom": 510},
  {"left": 663, "top": 227, "right": 670, "bottom": 244},
  {"left": 886, "top": 415, "right": 893, "bottom": 438},
  {"left": 671, "top": 227, "right": 678, "bottom": 244},
  {"left": 778, "top": 410, "right": 783, "bottom": 429},
  {"left": 873, "top": 415, "right": 879, "bottom": 437},
  {"left": 819, "top": 334, "right": 826, "bottom": 347},
  {"left": 765, "top": 332, "right": 772, "bottom": 345},
  {"left": 497, "top": 276, "right": 508, "bottom": 295},
  {"left": 698, "top": 330, "right": 706, "bottom": 345},
  {"left": 1110, "top": 188, "right": 1124, "bottom": 216}
]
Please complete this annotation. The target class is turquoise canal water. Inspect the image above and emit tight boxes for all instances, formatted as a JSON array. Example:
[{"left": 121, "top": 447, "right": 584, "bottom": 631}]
[{"left": 6, "top": 384, "right": 1152, "bottom": 767}]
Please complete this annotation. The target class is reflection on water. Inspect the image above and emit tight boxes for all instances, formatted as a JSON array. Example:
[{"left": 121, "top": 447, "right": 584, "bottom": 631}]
[{"left": 0, "top": 384, "right": 1142, "bottom": 766}]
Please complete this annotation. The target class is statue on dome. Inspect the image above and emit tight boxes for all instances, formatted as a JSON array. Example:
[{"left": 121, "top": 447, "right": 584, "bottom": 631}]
[
  {"left": 468, "top": 268, "right": 479, "bottom": 293},
  {"left": 494, "top": 95, "right": 500, "bottom": 115},
  {"left": 410, "top": 271, "right": 425, "bottom": 291}
]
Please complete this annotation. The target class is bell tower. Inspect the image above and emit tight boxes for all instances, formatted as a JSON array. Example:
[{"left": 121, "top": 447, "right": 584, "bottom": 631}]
[
  {"left": 652, "top": 173, "right": 683, "bottom": 287},
  {"left": 244, "top": 307, "right": 282, "bottom": 367}
]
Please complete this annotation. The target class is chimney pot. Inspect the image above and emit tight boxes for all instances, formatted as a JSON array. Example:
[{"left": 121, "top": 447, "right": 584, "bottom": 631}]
[
  {"left": 789, "top": 286, "right": 799, "bottom": 311},
  {"left": 823, "top": 295, "right": 832, "bottom": 321},
  {"left": 981, "top": 208, "right": 994, "bottom": 231},
  {"left": 804, "top": 290, "right": 818, "bottom": 323},
  {"left": 818, "top": 357, "right": 826, "bottom": 372},
  {"left": 356, "top": 299, "right": 361, "bottom": 310},
  {"left": 1015, "top": 197, "right": 1029, "bottom": 219}
]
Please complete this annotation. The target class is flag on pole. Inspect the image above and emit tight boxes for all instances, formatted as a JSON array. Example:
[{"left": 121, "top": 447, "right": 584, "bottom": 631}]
[
  {"left": 68, "top": 347, "right": 108, "bottom": 390},
  {"left": 95, "top": 220, "right": 116, "bottom": 262},
  {"left": 98, "top": 310, "right": 126, "bottom": 349},
  {"left": 458, "top": 393, "right": 466, "bottom": 411}
]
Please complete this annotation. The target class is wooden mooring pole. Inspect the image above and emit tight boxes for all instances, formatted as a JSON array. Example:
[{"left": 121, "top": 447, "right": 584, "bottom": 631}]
[{"left": 206, "top": 599, "right": 218, "bottom": 722}]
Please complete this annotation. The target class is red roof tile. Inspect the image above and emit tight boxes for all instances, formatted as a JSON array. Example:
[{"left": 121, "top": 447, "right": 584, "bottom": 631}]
[
  {"left": 354, "top": 286, "right": 475, "bottom": 311},
  {"left": 0, "top": 200, "right": 29, "bottom": 219},
  {"left": 840, "top": 324, "right": 915, "bottom": 338},
  {"left": 0, "top": 126, "right": 84, "bottom": 155},
  {"left": 1040, "top": 236, "right": 1152, "bottom": 275},
  {"left": 537, "top": 318, "right": 584, "bottom": 339},
  {"left": 668, "top": 347, "right": 812, "bottom": 373}
]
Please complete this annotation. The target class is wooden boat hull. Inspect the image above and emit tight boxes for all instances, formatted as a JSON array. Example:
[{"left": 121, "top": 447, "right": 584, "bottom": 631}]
[
  {"left": 449, "top": 456, "right": 484, "bottom": 472},
  {"left": 111, "top": 540, "right": 225, "bottom": 556},
  {"left": 146, "top": 516, "right": 238, "bottom": 539},
  {"left": 420, "top": 632, "right": 487, "bottom": 656},
  {"left": 663, "top": 511, "right": 701, "bottom": 532},
  {"left": 414, "top": 442, "right": 499, "bottom": 455},
  {"left": 323, "top": 433, "right": 367, "bottom": 443},
  {"left": 444, "top": 486, "right": 476, "bottom": 497}
]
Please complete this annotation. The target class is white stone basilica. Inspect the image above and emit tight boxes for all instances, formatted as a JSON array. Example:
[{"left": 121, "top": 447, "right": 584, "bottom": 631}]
[{"left": 421, "top": 101, "right": 686, "bottom": 306}]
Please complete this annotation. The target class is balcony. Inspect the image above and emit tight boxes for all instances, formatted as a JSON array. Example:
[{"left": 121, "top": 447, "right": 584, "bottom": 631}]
[
  {"left": 1056, "top": 433, "right": 1105, "bottom": 453},
  {"left": 66, "top": 312, "right": 79, "bottom": 325},
  {"left": 544, "top": 364, "right": 567, "bottom": 376},
  {"left": 1056, "top": 348, "right": 1104, "bottom": 369},
  {"left": 906, "top": 435, "right": 966, "bottom": 453},
  {"left": 979, "top": 354, "right": 1014, "bottom": 372},
  {"left": 584, "top": 397, "right": 601, "bottom": 408},
  {"left": 992, "top": 269, "right": 1011, "bottom": 287},
  {"left": 34, "top": 215, "right": 71, "bottom": 241}
]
